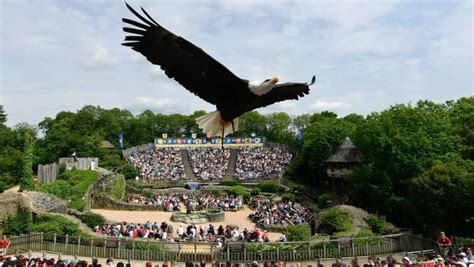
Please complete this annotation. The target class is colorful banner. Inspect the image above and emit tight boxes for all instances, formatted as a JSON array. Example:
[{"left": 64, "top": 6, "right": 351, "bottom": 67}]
[{"left": 154, "top": 136, "right": 263, "bottom": 145}]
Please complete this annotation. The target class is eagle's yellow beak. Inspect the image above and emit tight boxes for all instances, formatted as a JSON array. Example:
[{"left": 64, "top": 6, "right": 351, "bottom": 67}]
[{"left": 270, "top": 77, "right": 279, "bottom": 84}]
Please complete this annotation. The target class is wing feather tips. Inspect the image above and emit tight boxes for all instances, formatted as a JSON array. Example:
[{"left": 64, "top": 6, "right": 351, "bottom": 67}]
[
  {"left": 122, "top": 18, "right": 149, "bottom": 29},
  {"left": 125, "top": 2, "right": 156, "bottom": 27}
]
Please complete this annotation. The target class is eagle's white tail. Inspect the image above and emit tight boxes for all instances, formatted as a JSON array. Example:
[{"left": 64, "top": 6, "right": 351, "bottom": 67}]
[{"left": 196, "top": 111, "right": 239, "bottom": 137}]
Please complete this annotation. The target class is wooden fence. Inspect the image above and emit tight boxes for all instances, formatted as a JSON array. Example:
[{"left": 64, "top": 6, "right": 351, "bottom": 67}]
[{"left": 6, "top": 233, "right": 436, "bottom": 263}]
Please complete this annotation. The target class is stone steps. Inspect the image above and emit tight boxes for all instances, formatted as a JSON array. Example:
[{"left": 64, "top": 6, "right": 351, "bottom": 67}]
[
  {"left": 180, "top": 149, "right": 197, "bottom": 180},
  {"left": 224, "top": 148, "right": 239, "bottom": 179}
]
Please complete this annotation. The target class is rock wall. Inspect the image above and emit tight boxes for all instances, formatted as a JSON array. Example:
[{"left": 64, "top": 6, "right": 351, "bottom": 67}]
[
  {"left": 26, "top": 192, "right": 67, "bottom": 214},
  {"left": 170, "top": 210, "right": 225, "bottom": 224},
  {"left": 0, "top": 192, "right": 31, "bottom": 220},
  {"left": 92, "top": 193, "right": 164, "bottom": 211}
]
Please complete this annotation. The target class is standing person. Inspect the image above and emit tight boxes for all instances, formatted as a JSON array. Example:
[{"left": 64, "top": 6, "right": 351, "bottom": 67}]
[{"left": 437, "top": 232, "right": 452, "bottom": 257}]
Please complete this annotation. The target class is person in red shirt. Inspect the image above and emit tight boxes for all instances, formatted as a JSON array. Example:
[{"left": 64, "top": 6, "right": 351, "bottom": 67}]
[{"left": 437, "top": 231, "right": 452, "bottom": 257}]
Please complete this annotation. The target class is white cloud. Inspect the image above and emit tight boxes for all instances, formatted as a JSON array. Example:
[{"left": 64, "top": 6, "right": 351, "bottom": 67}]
[
  {"left": 310, "top": 101, "right": 351, "bottom": 111},
  {"left": 80, "top": 41, "right": 120, "bottom": 69},
  {"left": 127, "top": 96, "right": 189, "bottom": 114}
]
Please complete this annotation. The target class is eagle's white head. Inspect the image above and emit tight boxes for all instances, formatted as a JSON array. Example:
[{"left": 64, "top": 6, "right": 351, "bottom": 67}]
[{"left": 248, "top": 77, "right": 279, "bottom": 95}]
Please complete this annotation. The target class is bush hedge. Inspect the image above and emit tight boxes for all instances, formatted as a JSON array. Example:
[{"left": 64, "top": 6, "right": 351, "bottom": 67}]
[
  {"left": 79, "top": 212, "right": 106, "bottom": 228},
  {"left": 258, "top": 180, "right": 281, "bottom": 193},
  {"left": 251, "top": 187, "right": 261, "bottom": 196},
  {"left": 281, "top": 193, "right": 296, "bottom": 202},
  {"left": 318, "top": 208, "right": 352, "bottom": 235},
  {"left": 228, "top": 185, "right": 250, "bottom": 200},
  {"left": 287, "top": 225, "right": 311, "bottom": 241},
  {"left": 219, "top": 179, "right": 241, "bottom": 186},
  {"left": 317, "top": 193, "right": 334, "bottom": 209},
  {"left": 366, "top": 214, "right": 387, "bottom": 234}
]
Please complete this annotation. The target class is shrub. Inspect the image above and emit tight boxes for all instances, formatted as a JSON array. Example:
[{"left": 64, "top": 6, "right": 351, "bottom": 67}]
[
  {"left": 351, "top": 230, "right": 380, "bottom": 246},
  {"left": 110, "top": 174, "right": 125, "bottom": 200},
  {"left": 258, "top": 180, "right": 281, "bottom": 193},
  {"left": 317, "top": 193, "right": 334, "bottom": 209},
  {"left": 142, "top": 191, "right": 154, "bottom": 198},
  {"left": 318, "top": 208, "right": 352, "bottom": 235},
  {"left": 211, "top": 188, "right": 222, "bottom": 197},
  {"left": 366, "top": 214, "right": 386, "bottom": 234},
  {"left": 30, "top": 214, "right": 83, "bottom": 236},
  {"left": 2, "top": 207, "right": 32, "bottom": 236},
  {"left": 251, "top": 187, "right": 261, "bottom": 196},
  {"left": 80, "top": 212, "right": 106, "bottom": 228},
  {"left": 0, "top": 181, "right": 7, "bottom": 193},
  {"left": 68, "top": 198, "right": 85, "bottom": 211},
  {"left": 219, "top": 179, "right": 241, "bottom": 186},
  {"left": 122, "top": 163, "right": 139, "bottom": 180},
  {"left": 38, "top": 180, "right": 75, "bottom": 200},
  {"left": 287, "top": 225, "right": 311, "bottom": 241},
  {"left": 281, "top": 193, "right": 296, "bottom": 202},
  {"left": 228, "top": 185, "right": 250, "bottom": 200}
]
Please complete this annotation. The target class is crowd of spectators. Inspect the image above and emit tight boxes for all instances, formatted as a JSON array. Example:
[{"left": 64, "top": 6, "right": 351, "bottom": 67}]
[
  {"left": 182, "top": 193, "right": 243, "bottom": 211},
  {"left": 127, "top": 193, "right": 243, "bottom": 212},
  {"left": 127, "top": 194, "right": 181, "bottom": 211},
  {"left": 248, "top": 197, "right": 312, "bottom": 226},
  {"left": 187, "top": 148, "right": 230, "bottom": 180},
  {"left": 235, "top": 147, "right": 292, "bottom": 179},
  {"left": 93, "top": 221, "right": 269, "bottom": 243},
  {"left": 128, "top": 148, "right": 186, "bottom": 181}
]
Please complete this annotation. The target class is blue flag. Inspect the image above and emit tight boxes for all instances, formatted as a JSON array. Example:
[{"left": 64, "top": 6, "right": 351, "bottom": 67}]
[{"left": 118, "top": 133, "right": 124, "bottom": 149}]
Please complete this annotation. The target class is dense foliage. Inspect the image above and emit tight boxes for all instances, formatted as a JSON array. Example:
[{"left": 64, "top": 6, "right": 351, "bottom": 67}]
[
  {"left": 287, "top": 225, "right": 311, "bottom": 241},
  {"left": 79, "top": 212, "right": 106, "bottom": 229},
  {"left": 318, "top": 208, "right": 353, "bottom": 235},
  {"left": 38, "top": 170, "right": 98, "bottom": 211}
]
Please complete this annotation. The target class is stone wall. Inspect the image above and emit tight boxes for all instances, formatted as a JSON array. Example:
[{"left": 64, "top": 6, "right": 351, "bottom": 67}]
[
  {"left": 92, "top": 193, "right": 164, "bottom": 211},
  {"left": 26, "top": 192, "right": 67, "bottom": 214},
  {"left": 0, "top": 192, "right": 31, "bottom": 221}
]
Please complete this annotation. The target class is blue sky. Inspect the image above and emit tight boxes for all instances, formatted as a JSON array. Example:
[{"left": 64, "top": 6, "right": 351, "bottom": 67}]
[{"left": 1, "top": 0, "right": 472, "bottom": 127}]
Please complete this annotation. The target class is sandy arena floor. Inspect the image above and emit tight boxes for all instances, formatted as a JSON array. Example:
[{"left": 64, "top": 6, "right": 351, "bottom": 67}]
[{"left": 91, "top": 205, "right": 281, "bottom": 241}]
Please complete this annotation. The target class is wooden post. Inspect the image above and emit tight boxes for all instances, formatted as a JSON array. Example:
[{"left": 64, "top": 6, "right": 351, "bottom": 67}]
[
  {"left": 244, "top": 247, "right": 247, "bottom": 262},
  {"left": 194, "top": 242, "right": 197, "bottom": 262},
  {"left": 147, "top": 239, "right": 150, "bottom": 260},
  {"left": 277, "top": 247, "right": 279, "bottom": 261},
  {"left": 132, "top": 240, "right": 135, "bottom": 260},
  {"left": 65, "top": 234, "right": 69, "bottom": 254},
  {"left": 323, "top": 243, "right": 326, "bottom": 259},
  {"left": 104, "top": 236, "right": 107, "bottom": 258},
  {"left": 53, "top": 234, "right": 57, "bottom": 252},
  {"left": 351, "top": 238, "right": 355, "bottom": 257},
  {"left": 78, "top": 236, "right": 81, "bottom": 256},
  {"left": 117, "top": 237, "right": 121, "bottom": 259},
  {"left": 227, "top": 246, "right": 230, "bottom": 261},
  {"left": 365, "top": 237, "right": 369, "bottom": 256},
  {"left": 90, "top": 238, "right": 94, "bottom": 257}
]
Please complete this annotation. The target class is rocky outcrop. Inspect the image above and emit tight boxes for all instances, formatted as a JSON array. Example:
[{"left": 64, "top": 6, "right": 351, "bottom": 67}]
[
  {"left": 171, "top": 210, "right": 225, "bottom": 224},
  {"left": 26, "top": 192, "right": 67, "bottom": 214},
  {"left": 0, "top": 192, "right": 30, "bottom": 220}
]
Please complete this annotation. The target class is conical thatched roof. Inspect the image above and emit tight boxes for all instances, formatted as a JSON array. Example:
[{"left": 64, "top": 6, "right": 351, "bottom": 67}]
[{"left": 325, "top": 137, "right": 358, "bottom": 163}]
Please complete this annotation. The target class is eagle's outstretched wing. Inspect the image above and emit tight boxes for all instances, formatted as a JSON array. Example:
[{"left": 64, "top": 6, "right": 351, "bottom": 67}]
[
  {"left": 254, "top": 76, "right": 315, "bottom": 109},
  {"left": 122, "top": 3, "right": 250, "bottom": 106}
]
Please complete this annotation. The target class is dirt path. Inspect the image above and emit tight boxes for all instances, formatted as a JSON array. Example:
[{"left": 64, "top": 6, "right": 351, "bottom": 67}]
[{"left": 91, "top": 205, "right": 281, "bottom": 241}]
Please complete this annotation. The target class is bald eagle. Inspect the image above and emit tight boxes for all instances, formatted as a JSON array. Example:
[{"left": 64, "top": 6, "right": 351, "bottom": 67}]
[{"left": 122, "top": 3, "right": 315, "bottom": 137}]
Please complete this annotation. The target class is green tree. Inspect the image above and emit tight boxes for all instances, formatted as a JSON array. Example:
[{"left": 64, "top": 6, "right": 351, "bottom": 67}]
[
  {"left": 348, "top": 100, "right": 464, "bottom": 227},
  {"left": 0, "top": 105, "right": 6, "bottom": 125},
  {"left": 19, "top": 132, "right": 34, "bottom": 191},
  {"left": 408, "top": 162, "right": 474, "bottom": 235}
]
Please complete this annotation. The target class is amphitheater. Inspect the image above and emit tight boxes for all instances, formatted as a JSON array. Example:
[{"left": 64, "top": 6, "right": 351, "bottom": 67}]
[{"left": 0, "top": 141, "right": 461, "bottom": 266}]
